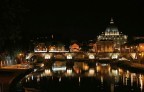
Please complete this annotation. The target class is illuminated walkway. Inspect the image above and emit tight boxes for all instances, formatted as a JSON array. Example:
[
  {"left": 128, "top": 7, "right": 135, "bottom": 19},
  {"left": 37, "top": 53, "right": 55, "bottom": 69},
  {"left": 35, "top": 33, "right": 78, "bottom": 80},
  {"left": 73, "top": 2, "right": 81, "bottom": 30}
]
[{"left": 1, "top": 64, "right": 32, "bottom": 69}]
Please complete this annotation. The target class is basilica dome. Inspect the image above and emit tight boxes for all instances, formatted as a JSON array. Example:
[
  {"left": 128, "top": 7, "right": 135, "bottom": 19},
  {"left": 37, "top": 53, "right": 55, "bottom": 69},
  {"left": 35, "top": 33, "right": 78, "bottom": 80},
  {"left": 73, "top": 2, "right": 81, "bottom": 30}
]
[{"left": 105, "top": 18, "right": 119, "bottom": 36}]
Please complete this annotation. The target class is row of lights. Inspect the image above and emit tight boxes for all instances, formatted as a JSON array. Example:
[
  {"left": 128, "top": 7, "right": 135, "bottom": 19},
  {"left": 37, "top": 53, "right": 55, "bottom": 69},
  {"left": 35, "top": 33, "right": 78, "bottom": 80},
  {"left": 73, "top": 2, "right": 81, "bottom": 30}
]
[{"left": 44, "top": 54, "right": 95, "bottom": 59}]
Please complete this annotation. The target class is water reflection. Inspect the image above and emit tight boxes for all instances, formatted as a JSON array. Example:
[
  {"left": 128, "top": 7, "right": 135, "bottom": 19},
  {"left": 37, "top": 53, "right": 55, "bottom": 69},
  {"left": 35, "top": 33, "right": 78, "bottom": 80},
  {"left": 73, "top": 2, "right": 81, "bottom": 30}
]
[{"left": 20, "top": 61, "right": 144, "bottom": 92}]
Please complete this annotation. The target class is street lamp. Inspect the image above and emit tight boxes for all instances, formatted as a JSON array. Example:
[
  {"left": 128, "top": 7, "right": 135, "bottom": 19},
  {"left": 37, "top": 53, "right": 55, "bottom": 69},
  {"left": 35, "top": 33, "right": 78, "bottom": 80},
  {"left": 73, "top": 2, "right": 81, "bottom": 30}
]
[{"left": 19, "top": 53, "right": 24, "bottom": 64}]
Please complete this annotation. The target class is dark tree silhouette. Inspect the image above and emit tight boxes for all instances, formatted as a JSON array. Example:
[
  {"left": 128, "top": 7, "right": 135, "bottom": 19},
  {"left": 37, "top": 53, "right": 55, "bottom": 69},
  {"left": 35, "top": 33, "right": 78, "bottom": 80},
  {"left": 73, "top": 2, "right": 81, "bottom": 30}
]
[{"left": 0, "top": 0, "right": 28, "bottom": 53}]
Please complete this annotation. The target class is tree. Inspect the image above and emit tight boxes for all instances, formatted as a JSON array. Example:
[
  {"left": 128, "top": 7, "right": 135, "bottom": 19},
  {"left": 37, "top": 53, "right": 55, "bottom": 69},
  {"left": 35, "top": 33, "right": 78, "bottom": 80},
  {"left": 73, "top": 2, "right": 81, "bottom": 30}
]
[{"left": 0, "top": 0, "right": 28, "bottom": 52}]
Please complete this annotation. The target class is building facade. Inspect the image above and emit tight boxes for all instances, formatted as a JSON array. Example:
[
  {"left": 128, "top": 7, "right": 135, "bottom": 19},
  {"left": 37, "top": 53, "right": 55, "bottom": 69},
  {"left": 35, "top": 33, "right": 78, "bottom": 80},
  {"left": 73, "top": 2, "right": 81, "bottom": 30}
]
[
  {"left": 69, "top": 43, "right": 80, "bottom": 52},
  {"left": 96, "top": 18, "right": 128, "bottom": 52}
]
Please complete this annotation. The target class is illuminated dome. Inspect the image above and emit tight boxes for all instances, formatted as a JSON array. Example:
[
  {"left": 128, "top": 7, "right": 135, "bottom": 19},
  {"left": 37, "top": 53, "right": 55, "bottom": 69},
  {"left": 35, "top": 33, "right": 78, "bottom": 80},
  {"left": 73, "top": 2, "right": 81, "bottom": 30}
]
[
  {"left": 105, "top": 18, "right": 119, "bottom": 36},
  {"left": 97, "top": 17, "right": 128, "bottom": 52}
]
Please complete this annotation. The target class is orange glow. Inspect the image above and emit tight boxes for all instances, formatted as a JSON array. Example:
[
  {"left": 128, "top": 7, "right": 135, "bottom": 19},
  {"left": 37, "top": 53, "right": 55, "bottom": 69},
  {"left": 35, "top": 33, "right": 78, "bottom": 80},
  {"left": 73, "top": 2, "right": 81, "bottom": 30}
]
[{"left": 96, "top": 66, "right": 101, "bottom": 72}]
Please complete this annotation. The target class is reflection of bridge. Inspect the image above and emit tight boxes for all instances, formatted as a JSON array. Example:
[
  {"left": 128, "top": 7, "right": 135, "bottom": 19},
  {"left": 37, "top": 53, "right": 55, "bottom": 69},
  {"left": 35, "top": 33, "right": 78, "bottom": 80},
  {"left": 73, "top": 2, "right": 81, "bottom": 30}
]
[{"left": 26, "top": 52, "right": 141, "bottom": 61}]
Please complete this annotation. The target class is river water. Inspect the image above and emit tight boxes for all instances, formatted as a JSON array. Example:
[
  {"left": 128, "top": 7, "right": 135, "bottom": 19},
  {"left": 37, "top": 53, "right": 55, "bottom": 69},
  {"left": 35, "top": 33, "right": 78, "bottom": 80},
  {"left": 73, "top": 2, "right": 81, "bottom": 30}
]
[{"left": 18, "top": 61, "right": 144, "bottom": 92}]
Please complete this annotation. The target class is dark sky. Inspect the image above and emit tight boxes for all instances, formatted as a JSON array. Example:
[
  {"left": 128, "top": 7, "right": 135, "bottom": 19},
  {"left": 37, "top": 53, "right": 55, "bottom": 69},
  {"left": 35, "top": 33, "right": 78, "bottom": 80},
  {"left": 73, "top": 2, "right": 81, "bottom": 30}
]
[{"left": 7, "top": 1, "right": 144, "bottom": 41}]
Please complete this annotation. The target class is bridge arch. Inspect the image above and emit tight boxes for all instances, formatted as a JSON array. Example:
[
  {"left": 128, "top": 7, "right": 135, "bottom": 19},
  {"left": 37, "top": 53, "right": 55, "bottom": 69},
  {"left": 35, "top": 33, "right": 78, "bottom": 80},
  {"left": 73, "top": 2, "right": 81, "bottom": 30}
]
[
  {"left": 51, "top": 53, "right": 67, "bottom": 60},
  {"left": 73, "top": 52, "right": 89, "bottom": 59}
]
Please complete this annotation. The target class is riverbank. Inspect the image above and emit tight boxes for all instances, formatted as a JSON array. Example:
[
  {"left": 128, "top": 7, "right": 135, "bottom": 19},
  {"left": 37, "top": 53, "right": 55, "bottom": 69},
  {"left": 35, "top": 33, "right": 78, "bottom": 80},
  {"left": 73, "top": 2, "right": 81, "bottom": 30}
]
[
  {"left": 0, "top": 66, "right": 32, "bottom": 92},
  {"left": 110, "top": 60, "right": 144, "bottom": 73}
]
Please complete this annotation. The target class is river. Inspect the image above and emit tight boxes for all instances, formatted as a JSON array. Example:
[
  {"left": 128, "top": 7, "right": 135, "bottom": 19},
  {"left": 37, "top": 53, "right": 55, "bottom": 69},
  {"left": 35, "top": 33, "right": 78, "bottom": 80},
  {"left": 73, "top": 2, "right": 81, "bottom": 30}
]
[{"left": 16, "top": 61, "right": 144, "bottom": 92}]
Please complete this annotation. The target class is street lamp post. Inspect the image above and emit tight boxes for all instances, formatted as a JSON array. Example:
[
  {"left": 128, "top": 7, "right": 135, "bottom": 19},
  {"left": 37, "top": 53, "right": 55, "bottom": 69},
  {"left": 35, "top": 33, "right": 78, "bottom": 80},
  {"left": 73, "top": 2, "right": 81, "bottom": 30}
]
[{"left": 19, "top": 53, "right": 24, "bottom": 64}]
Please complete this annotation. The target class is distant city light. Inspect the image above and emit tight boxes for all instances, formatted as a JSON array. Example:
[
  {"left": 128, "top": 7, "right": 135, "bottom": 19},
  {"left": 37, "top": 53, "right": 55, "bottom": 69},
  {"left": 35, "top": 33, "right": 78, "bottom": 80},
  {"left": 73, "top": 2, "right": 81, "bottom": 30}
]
[
  {"left": 45, "top": 54, "right": 51, "bottom": 59},
  {"left": 49, "top": 51, "right": 69, "bottom": 52},
  {"left": 89, "top": 54, "right": 95, "bottom": 59},
  {"left": 88, "top": 68, "right": 95, "bottom": 75},
  {"left": 52, "top": 66, "right": 66, "bottom": 71},
  {"left": 67, "top": 54, "right": 72, "bottom": 59}
]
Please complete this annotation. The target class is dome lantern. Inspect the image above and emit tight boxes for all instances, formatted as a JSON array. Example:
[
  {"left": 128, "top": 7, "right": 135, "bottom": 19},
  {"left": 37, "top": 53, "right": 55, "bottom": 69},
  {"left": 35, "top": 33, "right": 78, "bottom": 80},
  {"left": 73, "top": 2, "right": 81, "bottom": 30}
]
[
  {"left": 110, "top": 17, "right": 114, "bottom": 24},
  {"left": 105, "top": 17, "right": 119, "bottom": 36}
]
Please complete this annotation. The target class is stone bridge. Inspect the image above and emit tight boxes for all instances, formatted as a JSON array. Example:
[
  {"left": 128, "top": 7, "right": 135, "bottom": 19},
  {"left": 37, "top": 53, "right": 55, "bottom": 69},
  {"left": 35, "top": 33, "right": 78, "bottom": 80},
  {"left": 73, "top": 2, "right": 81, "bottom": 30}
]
[{"left": 26, "top": 52, "right": 141, "bottom": 61}]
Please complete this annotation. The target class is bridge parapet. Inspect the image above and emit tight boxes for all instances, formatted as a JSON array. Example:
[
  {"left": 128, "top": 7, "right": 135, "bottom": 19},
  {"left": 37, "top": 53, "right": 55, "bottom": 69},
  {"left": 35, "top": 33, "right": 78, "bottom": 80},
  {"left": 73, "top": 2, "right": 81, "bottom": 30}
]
[
  {"left": 26, "top": 52, "right": 97, "bottom": 60},
  {"left": 26, "top": 52, "right": 140, "bottom": 61}
]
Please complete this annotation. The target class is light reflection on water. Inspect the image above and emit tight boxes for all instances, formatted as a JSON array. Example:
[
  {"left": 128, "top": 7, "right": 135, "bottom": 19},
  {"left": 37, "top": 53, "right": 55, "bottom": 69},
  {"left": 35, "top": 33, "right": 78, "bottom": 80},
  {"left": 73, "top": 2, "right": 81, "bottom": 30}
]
[{"left": 20, "top": 61, "right": 144, "bottom": 92}]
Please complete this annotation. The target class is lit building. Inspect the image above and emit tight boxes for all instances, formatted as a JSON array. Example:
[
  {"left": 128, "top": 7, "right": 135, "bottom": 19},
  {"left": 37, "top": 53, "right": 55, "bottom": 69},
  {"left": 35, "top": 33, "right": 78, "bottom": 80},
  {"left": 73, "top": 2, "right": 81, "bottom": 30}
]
[
  {"left": 69, "top": 43, "right": 80, "bottom": 52},
  {"left": 121, "top": 37, "right": 144, "bottom": 53},
  {"left": 48, "top": 43, "right": 66, "bottom": 52},
  {"left": 96, "top": 18, "right": 127, "bottom": 52},
  {"left": 34, "top": 34, "right": 68, "bottom": 52},
  {"left": 139, "top": 43, "right": 144, "bottom": 52},
  {"left": 96, "top": 40, "right": 114, "bottom": 52},
  {"left": 34, "top": 43, "right": 68, "bottom": 52},
  {"left": 132, "top": 37, "right": 144, "bottom": 52},
  {"left": 34, "top": 43, "right": 47, "bottom": 52},
  {"left": 88, "top": 40, "right": 97, "bottom": 52}
]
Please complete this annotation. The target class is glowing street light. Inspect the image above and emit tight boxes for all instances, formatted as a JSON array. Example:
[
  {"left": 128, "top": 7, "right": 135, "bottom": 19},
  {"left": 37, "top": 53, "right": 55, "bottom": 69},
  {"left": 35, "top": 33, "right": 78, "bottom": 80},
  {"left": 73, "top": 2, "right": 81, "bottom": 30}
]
[{"left": 18, "top": 53, "right": 24, "bottom": 64}]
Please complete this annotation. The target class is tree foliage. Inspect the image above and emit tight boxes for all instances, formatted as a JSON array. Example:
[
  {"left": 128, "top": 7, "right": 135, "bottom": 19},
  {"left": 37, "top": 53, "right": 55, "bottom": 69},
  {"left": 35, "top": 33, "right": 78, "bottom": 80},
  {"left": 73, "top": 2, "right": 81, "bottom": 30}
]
[{"left": 0, "top": 0, "right": 28, "bottom": 52}]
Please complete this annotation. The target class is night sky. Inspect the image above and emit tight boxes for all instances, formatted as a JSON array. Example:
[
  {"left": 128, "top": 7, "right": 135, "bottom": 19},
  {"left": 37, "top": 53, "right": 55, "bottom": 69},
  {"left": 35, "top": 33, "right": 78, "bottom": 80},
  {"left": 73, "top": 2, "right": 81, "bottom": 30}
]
[{"left": 1, "top": 1, "right": 144, "bottom": 41}]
